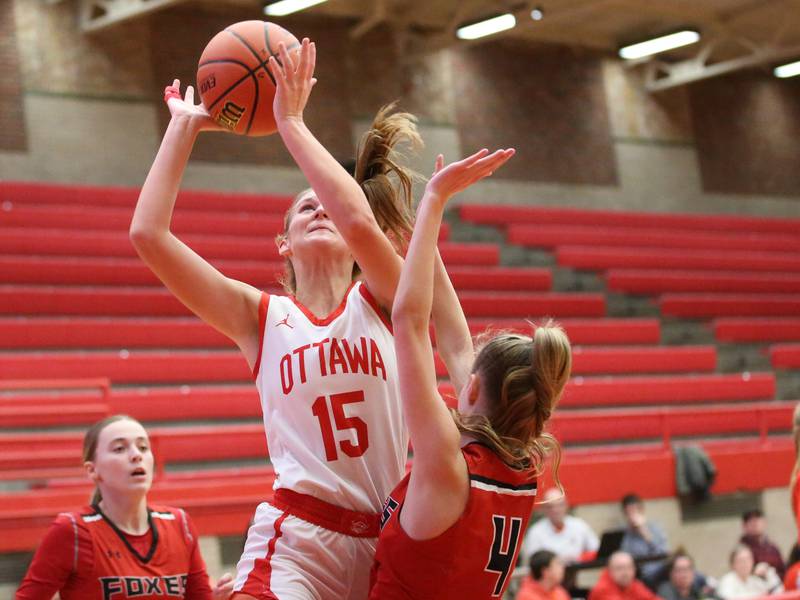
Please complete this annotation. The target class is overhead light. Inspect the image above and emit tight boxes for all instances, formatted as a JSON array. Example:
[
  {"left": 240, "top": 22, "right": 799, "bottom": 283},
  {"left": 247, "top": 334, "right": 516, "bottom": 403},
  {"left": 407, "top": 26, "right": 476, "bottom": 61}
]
[
  {"left": 619, "top": 30, "right": 701, "bottom": 60},
  {"left": 531, "top": 8, "right": 544, "bottom": 21},
  {"left": 456, "top": 13, "right": 516, "bottom": 40},
  {"left": 775, "top": 60, "right": 800, "bottom": 78},
  {"left": 264, "top": 0, "right": 327, "bottom": 16}
]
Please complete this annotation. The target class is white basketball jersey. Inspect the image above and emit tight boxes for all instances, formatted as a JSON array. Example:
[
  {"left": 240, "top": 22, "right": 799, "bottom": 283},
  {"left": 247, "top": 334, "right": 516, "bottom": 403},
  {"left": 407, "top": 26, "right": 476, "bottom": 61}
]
[{"left": 253, "top": 282, "right": 408, "bottom": 513}]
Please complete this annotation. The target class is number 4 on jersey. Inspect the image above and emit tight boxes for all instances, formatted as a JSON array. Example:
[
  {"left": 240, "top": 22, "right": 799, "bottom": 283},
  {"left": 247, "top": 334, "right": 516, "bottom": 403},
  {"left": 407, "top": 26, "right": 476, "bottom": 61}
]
[
  {"left": 311, "top": 391, "right": 369, "bottom": 461},
  {"left": 485, "top": 515, "right": 523, "bottom": 597}
]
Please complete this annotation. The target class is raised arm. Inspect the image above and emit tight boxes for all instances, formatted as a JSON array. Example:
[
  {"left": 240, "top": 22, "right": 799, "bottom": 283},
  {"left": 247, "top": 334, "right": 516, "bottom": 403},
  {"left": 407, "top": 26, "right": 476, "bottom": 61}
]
[
  {"left": 268, "top": 39, "right": 403, "bottom": 308},
  {"left": 392, "top": 148, "right": 514, "bottom": 539},
  {"left": 129, "top": 81, "right": 262, "bottom": 368}
]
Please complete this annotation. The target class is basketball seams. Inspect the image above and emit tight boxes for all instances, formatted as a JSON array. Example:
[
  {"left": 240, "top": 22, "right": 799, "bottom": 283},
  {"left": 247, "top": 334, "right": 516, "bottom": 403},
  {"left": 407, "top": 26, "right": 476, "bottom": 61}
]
[
  {"left": 197, "top": 58, "right": 254, "bottom": 113},
  {"left": 225, "top": 28, "right": 276, "bottom": 86},
  {"left": 197, "top": 22, "right": 301, "bottom": 136}
]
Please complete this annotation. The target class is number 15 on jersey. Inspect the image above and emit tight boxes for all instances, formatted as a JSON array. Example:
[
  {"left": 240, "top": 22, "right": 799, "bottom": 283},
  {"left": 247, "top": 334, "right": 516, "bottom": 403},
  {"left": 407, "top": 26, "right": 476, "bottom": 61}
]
[{"left": 311, "top": 391, "right": 369, "bottom": 461}]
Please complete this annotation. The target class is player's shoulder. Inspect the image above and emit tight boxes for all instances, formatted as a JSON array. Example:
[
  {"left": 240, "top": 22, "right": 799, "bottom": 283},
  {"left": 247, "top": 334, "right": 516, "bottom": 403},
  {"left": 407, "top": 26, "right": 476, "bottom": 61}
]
[
  {"left": 462, "top": 442, "right": 538, "bottom": 490},
  {"left": 149, "top": 504, "right": 197, "bottom": 542},
  {"left": 149, "top": 504, "right": 185, "bottom": 522}
]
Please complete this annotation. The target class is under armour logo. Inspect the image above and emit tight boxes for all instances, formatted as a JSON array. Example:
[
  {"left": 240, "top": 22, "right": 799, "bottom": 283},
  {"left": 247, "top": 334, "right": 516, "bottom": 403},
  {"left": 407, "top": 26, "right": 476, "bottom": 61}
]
[{"left": 275, "top": 314, "right": 293, "bottom": 329}]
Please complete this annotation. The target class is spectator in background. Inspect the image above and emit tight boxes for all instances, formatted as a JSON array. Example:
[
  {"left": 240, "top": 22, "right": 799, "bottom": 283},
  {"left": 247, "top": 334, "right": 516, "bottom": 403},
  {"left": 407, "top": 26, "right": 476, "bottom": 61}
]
[
  {"left": 589, "top": 551, "right": 662, "bottom": 600},
  {"left": 620, "top": 494, "right": 669, "bottom": 586},
  {"left": 656, "top": 551, "right": 716, "bottom": 600},
  {"left": 516, "top": 551, "right": 571, "bottom": 600},
  {"left": 717, "top": 544, "right": 782, "bottom": 599},
  {"left": 739, "top": 509, "right": 785, "bottom": 578},
  {"left": 523, "top": 488, "right": 600, "bottom": 564}
]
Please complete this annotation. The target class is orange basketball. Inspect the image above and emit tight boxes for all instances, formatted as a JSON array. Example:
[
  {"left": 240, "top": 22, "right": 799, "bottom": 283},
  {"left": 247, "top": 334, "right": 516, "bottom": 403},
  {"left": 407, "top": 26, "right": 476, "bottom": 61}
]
[{"left": 196, "top": 21, "right": 300, "bottom": 137}]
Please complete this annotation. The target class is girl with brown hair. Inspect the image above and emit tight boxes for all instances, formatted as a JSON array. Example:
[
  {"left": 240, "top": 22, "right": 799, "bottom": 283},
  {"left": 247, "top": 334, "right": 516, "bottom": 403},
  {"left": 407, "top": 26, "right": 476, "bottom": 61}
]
[
  {"left": 16, "top": 415, "right": 231, "bottom": 599},
  {"left": 369, "top": 150, "right": 572, "bottom": 599},
  {"left": 131, "top": 36, "right": 482, "bottom": 599}
]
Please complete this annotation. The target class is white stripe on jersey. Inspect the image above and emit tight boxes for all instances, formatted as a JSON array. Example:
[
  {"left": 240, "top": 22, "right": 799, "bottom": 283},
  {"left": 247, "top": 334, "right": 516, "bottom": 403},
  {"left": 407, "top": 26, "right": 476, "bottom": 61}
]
[
  {"left": 470, "top": 480, "right": 539, "bottom": 497},
  {"left": 82, "top": 514, "right": 103, "bottom": 523},
  {"left": 151, "top": 511, "right": 176, "bottom": 520}
]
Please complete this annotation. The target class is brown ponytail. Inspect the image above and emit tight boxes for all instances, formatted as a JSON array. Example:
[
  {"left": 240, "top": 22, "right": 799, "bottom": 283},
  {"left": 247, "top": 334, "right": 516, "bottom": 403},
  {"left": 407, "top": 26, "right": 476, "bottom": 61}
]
[
  {"left": 83, "top": 414, "right": 141, "bottom": 506},
  {"left": 354, "top": 102, "right": 421, "bottom": 250},
  {"left": 276, "top": 102, "right": 421, "bottom": 295},
  {"left": 451, "top": 321, "right": 572, "bottom": 483}
]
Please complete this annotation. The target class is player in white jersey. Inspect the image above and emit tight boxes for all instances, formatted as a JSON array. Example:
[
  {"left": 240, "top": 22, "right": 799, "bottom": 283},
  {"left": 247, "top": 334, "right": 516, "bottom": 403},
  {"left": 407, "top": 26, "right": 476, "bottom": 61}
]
[{"left": 132, "top": 38, "right": 475, "bottom": 599}]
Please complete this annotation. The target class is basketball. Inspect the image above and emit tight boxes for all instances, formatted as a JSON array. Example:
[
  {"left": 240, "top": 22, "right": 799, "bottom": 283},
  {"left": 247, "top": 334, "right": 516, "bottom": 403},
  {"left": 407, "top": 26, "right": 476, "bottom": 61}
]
[{"left": 196, "top": 20, "right": 300, "bottom": 136}]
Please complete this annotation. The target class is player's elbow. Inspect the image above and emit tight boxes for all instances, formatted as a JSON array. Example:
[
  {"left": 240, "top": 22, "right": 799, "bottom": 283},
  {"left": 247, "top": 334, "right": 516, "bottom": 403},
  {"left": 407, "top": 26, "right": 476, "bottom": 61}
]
[
  {"left": 391, "top": 300, "right": 428, "bottom": 334},
  {"left": 129, "top": 223, "right": 156, "bottom": 252}
]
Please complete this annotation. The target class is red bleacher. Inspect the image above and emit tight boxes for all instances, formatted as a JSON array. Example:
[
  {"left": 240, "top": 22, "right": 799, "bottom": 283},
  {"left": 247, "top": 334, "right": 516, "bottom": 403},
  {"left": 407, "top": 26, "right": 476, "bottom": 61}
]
[
  {"left": 771, "top": 344, "right": 800, "bottom": 369},
  {"left": 2, "top": 184, "right": 798, "bottom": 556},
  {"left": 607, "top": 269, "right": 800, "bottom": 295},
  {"left": 557, "top": 246, "right": 800, "bottom": 273},
  {"left": 714, "top": 318, "right": 800, "bottom": 343},
  {"left": 506, "top": 223, "right": 800, "bottom": 253},
  {"left": 660, "top": 294, "right": 800, "bottom": 318},
  {"left": 460, "top": 203, "right": 800, "bottom": 235}
]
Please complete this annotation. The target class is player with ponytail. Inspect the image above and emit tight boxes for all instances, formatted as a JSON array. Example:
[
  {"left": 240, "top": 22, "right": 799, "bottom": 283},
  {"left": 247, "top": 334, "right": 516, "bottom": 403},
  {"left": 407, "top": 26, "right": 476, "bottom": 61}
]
[
  {"left": 369, "top": 149, "right": 572, "bottom": 600},
  {"left": 132, "top": 37, "right": 485, "bottom": 599}
]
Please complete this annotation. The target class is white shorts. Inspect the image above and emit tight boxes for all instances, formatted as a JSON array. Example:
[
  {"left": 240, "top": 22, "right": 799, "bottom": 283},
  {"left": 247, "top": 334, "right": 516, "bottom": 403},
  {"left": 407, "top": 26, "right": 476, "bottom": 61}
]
[{"left": 234, "top": 501, "right": 378, "bottom": 600}]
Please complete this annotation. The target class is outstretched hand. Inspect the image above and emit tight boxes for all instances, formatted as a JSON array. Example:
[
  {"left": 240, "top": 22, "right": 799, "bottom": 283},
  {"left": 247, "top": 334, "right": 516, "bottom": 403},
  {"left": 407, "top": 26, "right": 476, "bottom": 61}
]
[
  {"left": 163, "top": 79, "right": 222, "bottom": 132},
  {"left": 424, "top": 148, "right": 515, "bottom": 208},
  {"left": 268, "top": 37, "right": 317, "bottom": 125}
]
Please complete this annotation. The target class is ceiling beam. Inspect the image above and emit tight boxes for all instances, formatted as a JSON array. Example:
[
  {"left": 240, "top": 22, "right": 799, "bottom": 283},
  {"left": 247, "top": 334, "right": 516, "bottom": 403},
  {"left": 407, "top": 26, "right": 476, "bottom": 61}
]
[
  {"left": 79, "top": 0, "right": 189, "bottom": 33},
  {"left": 643, "top": 40, "right": 800, "bottom": 91}
]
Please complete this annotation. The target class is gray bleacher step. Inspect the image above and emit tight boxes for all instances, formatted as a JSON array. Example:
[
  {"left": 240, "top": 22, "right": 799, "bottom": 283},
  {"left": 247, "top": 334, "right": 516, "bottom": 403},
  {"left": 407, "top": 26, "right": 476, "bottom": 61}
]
[
  {"left": 551, "top": 267, "right": 605, "bottom": 293},
  {"left": 606, "top": 292, "right": 661, "bottom": 318},
  {"left": 499, "top": 245, "right": 555, "bottom": 267},
  {"left": 777, "top": 372, "right": 800, "bottom": 401},
  {"left": 661, "top": 320, "right": 717, "bottom": 345},
  {"left": 442, "top": 215, "right": 505, "bottom": 244},
  {"left": 716, "top": 344, "right": 772, "bottom": 373}
]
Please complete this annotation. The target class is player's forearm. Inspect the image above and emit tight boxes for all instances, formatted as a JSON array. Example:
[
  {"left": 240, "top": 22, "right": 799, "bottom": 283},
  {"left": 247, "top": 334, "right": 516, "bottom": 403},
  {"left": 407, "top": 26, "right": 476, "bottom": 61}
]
[
  {"left": 131, "top": 115, "right": 200, "bottom": 241},
  {"left": 431, "top": 252, "right": 473, "bottom": 396},
  {"left": 392, "top": 197, "right": 443, "bottom": 331},
  {"left": 276, "top": 117, "right": 375, "bottom": 235}
]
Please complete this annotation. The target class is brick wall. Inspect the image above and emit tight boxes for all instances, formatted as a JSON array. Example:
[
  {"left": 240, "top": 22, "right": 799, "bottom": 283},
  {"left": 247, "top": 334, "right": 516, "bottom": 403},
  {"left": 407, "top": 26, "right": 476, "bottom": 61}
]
[
  {"left": 0, "top": 0, "right": 27, "bottom": 151},
  {"left": 451, "top": 41, "right": 618, "bottom": 185},
  {"left": 690, "top": 71, "right": 800, "bottom": 196}
]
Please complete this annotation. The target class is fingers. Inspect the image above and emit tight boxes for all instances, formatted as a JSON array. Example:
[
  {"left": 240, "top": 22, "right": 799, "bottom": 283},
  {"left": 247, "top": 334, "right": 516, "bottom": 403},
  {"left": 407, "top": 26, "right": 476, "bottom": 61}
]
[
  {"left": 184, "top": 85, "right": 194, "bottom": 106},
  {"left": 164, "top": 80, "right": 182, "bottom": 104},
  {"left": 301, "top": 38, "right": 316, "bottom": 83},
  {"left": 434, "top": 154, "right": 444, "bottom": 174},
  {"left": 278, "top": 41, "right": 296, "bottom": 76},
  {"left": 267, "top": 55, "right": 284, "bottom": 82}
]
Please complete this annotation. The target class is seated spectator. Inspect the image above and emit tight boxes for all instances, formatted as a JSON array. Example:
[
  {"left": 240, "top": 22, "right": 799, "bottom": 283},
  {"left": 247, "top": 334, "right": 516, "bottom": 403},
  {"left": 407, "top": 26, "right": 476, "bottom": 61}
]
[
  {"left": 589, "top": 551, "right": 662, "bottom": 600},
  {"left": 523, "top": 488, "right": 600, "bottom": 564},
  {"left": 516, "top": 550, "right": 571, "bottom": 600},
  {"left": 656, "top": 551, "right": 716, "bottom": 600},
  {"left": 717, "top": 544, "right": 783, "bottom": 599},
  {"left": 739, "top": 509, "right": 785, "bottom": 578},
  {"left": 620, "top": 494, "right": 669, "bottom": 586}
]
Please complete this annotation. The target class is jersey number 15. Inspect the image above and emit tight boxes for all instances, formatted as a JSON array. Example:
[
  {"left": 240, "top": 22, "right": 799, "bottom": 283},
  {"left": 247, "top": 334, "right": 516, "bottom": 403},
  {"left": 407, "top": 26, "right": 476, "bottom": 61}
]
[{"left": 312, "top": 391, "right": 369, "bottom": 461}]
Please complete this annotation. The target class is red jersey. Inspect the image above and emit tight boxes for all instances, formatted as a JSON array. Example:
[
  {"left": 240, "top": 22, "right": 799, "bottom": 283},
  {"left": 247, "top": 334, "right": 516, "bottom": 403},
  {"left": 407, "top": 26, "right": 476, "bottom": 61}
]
[
  {"left": 369, "top": 442, "right": 538, "bottom": 599},
  {"left": 16, "top": 504, "right": 213, "bottom": 600}
]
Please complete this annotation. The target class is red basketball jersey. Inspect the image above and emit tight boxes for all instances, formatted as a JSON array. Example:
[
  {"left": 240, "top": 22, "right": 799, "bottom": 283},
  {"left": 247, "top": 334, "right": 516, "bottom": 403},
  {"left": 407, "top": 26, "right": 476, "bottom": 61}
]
[
  {"left": 369, "top": 442, "right": 538, "bottom": 600},
  {"left": 16, "top": 504, "right": 212, "bottom": 600}
]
